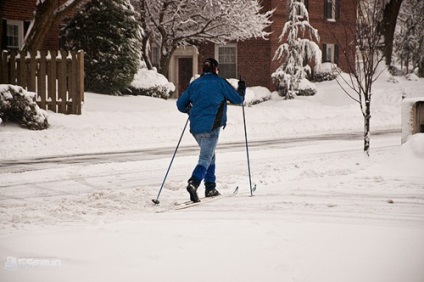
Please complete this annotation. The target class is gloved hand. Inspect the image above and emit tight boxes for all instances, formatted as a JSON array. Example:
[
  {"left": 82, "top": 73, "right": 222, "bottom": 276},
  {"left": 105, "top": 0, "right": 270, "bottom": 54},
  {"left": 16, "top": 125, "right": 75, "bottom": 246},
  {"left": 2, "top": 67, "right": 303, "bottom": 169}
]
[{"left": 237, "top": 79, "right": 246, "bottom": 96}]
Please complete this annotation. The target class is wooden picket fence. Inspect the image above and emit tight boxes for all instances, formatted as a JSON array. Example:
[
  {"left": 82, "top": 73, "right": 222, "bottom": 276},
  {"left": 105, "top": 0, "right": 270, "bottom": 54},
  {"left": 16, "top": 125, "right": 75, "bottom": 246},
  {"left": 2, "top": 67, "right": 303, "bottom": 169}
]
[{"left": 0, "top": 50, "right": 84, "bottom": 114}]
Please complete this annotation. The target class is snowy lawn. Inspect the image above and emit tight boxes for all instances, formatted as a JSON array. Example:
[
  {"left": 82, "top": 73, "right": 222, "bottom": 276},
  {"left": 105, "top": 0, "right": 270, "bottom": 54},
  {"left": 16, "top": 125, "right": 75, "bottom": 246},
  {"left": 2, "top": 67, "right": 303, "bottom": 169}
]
[{"left": 0, "top": 74, "right": 423, "bottom": 282}]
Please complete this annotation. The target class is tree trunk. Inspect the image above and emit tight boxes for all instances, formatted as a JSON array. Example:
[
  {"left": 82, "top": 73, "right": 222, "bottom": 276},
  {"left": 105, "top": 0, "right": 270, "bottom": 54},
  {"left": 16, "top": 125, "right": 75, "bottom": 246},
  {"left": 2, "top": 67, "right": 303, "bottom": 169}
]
[
  {"left": 22, "top": 0, "right": 86, "bottom": 52},
  {"left": 23, "top": 1, "right": 56, "bottom": 52},
  {"left": 363, "top": 100, "right": 371, "bottom": 156},
  {"left": 380, "top": 0, "right": 403, "bottom": 67},
  {"left": 141, "top": 33, "right": 153, "bottom": 70},
  {"left": 418, "top": 59, "right": 424, "bottom": 78},
  {"left": 0, "top": 0, "right": 4, "bottom": 49},
  {"left": 137, "top": 0, "right": 153, "bottom": 70},
  {"left": 158, "top": 46, "right": 176, "bottom": 79},
  {"left": 159, "top": 53, "right": 170, "bottom": 78}
]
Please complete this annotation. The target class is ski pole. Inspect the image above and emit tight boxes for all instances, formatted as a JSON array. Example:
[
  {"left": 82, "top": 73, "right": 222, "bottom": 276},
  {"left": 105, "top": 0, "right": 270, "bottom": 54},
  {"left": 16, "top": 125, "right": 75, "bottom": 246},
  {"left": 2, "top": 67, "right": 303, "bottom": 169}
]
[
  {"left": 152, "top": 116, "right": 189, "bottom": 205},
  {"left": 240, "top": 77, "right": 255, "bottom": 196}
]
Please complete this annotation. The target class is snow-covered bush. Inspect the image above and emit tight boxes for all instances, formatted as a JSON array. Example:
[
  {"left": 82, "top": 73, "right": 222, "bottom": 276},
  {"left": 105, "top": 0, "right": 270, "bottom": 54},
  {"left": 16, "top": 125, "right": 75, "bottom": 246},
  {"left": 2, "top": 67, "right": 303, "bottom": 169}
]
[
  {"left": 297, "top": 78, "right": 317, "bottom": 96},
  {"left": 406, "top": 73, "right": 419, "bottom": 81},
  {"left": 128, "top": 68, "right": 175, "bottom": 99},
  {"left": 313, "top": 63, "right": 339, "bottom": 82},
  {"left": 227, "top": 79, "right": 272, "bottom": 106},
  {"left": 245, "top": 86, "right": 272, "bottom": 106},
  {"left": 0, "top": 85, "right": 49, "bottom": 130},
  {"left": 270, "top": 73, "right": 317, "bottom": 97},
  {"left": 61, "top": 0, "right": 141, "bottom": 95}
]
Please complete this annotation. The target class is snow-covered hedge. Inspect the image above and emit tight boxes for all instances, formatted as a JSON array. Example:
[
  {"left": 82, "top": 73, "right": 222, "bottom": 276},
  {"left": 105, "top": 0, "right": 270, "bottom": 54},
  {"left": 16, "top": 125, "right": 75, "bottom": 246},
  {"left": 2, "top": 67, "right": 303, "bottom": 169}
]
[
  {"left": 313, "top": 63, "right": 340, "bottom": 82},
  {"left": 0, "top": 85, "right": 49, "bottom": 130},
  {"left": 128, "top": 68, "right": 175, "bottom": 99},
  {"left": 227, "top": 79, "right": 272, "bottom": 106},
  {"left": 297, "top": 78, "right": 317, "bottom": 96}
]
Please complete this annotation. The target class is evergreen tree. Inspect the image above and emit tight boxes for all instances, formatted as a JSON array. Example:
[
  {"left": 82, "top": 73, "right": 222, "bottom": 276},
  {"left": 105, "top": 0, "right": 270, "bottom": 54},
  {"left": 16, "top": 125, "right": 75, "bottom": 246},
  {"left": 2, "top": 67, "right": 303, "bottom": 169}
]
[
  {"left": 271, "top": 0, "right": 320, "bottom": 99},
  {"left": 61, "top": 0, "right": 142, "bottom": 95}
]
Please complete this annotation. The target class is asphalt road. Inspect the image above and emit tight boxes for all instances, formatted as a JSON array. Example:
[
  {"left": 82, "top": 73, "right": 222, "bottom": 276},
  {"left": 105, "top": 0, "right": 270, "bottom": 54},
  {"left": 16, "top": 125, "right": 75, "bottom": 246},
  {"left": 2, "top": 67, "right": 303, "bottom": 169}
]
[{"left": 0, "top": 129, "right": 400, "bottom": 174}]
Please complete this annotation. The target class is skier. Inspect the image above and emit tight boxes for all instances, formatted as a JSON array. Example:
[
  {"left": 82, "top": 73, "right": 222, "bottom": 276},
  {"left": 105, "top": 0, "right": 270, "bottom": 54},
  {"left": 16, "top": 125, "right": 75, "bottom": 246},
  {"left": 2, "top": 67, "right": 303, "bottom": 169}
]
[{"left": 176, "top": 58, "right": 246, "bottom": 202}]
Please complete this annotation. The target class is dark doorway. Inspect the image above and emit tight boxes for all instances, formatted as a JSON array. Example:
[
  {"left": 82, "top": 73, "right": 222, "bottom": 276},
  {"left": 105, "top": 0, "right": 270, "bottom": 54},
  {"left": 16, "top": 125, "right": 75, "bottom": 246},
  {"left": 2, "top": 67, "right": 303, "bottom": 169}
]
[{"left": 178, "top": 58, "right": 193, "bottom": 97}]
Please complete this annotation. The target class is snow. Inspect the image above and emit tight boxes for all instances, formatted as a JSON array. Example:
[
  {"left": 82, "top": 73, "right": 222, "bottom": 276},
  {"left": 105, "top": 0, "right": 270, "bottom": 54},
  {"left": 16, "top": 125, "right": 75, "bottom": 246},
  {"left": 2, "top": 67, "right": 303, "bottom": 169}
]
[
  {"left": 0, "top": 73, "right": 424, "bottom": 282},
  {"left": 131, "top": 68, "right": 175, "bottom": 92}
]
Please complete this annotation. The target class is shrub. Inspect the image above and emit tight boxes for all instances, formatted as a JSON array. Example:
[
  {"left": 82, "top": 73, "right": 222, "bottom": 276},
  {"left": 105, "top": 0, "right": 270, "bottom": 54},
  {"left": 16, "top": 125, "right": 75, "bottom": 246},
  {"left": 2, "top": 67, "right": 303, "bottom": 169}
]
[
  {"left": 313, "top": 62, "right": 340, "bottom": 82},
  {"left": 127, "top": 68, "right": 175, "bottom": 99},
  {"left": 226, "top": 79, "right": 272, "bottom": 105},
  {"left": 297, "top": 78, "right": 317, "bottom": 96},
  {"left": 0, "top": 85, "right": 49, "bottom": 130},
  {"left": 61, "top": 0, "right": 141, "bottom": 95}
]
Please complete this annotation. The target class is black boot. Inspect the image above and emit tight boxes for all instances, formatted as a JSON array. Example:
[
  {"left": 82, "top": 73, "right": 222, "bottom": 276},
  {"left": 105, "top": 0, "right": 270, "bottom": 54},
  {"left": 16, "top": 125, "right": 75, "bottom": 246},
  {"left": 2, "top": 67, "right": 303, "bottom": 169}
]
[
  {"left": 186, "top": 178, "right": 200, "bottom": 202},
  {"left": 205, "top": 182, "right": 220, "bottom": 198}
]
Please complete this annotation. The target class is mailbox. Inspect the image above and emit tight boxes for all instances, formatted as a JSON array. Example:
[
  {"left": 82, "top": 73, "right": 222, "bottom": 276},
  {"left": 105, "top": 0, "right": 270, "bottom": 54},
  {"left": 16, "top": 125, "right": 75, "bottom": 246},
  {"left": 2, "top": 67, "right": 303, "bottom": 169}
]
[{"left": 402, "top": 98, "right": 424, "bottom": 143}]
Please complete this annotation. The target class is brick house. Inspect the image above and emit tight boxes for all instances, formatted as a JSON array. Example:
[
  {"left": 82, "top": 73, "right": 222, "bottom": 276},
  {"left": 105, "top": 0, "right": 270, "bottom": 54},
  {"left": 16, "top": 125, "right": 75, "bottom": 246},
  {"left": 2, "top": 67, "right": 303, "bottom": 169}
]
[
  {"left": 1, "top": 0, "right": 356, "bottom": 96},
  {"left": 0, "top": 0, "right": 69, "bottom": 51},
  {"left": 156, "top": 0, "right": 357, "bottom": 96}
]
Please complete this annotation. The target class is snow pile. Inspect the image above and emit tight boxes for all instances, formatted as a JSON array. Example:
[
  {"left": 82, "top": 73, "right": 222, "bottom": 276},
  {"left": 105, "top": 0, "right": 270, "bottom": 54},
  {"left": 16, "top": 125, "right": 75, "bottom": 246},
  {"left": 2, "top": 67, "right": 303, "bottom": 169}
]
[
  {"left": 401, "top": 133, "right": 424, "bottom": 160},
  {"left": 388, "top": 133, "right": 424, "bottom": 174}
]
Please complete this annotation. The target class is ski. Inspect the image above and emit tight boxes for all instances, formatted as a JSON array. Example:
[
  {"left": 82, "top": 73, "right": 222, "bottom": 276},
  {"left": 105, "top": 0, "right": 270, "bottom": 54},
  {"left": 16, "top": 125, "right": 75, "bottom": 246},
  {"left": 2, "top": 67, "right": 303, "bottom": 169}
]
[{"left": 156, "top": 186, "right": 238, "bottom": 213}]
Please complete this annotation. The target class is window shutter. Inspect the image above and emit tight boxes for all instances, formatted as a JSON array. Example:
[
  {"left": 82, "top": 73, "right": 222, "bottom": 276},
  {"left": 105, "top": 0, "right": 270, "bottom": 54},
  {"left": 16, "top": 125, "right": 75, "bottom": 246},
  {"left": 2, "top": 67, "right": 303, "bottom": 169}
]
[
  {"left": 322, "top": 44, "right": 327, "bottom": 63},
  {"left": 336, "top": 0, "right": 340, "bottom": 20},
  {"left": 304, "top": 0, "right": 309, "bottom": 11},
  {"left": 24, "top": 20, "right": 31, "bottom": 36},
  {"left": 1, "top": 19, "right": 7, "bottom": 49},
  {"left": 324, "top": 0, "right": 329, "bottom": 19},
  {"left": 334, "top": 44, "right": 339, "bottom": 65}
]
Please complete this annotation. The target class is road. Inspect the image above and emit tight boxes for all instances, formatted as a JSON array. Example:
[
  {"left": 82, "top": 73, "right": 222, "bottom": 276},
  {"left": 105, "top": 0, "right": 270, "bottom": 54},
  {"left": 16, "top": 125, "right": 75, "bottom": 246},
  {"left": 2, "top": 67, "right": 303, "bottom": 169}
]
[{"left": 0, "top": 129, "right": 400, "bottom": 174}]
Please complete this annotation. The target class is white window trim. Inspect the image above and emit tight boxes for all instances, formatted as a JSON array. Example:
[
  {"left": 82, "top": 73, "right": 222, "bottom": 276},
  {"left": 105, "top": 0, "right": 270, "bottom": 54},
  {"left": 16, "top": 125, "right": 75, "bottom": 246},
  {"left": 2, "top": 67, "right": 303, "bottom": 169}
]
[{"left": 6, "top": 20, "right": 24, "bottom": 49}]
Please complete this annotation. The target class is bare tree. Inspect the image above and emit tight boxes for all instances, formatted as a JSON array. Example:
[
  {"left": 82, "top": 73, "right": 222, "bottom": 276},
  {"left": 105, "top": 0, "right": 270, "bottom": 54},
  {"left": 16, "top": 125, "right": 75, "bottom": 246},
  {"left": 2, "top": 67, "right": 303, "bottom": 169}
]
[
  {"left": 22, "top": 0, "right": 88, "bottom": 52},
  {"left": 328, "top": 0, "right": 386, "bottom": 155},
  {"left": 132, "top": 0, "right": 273, "bottom": 77}
]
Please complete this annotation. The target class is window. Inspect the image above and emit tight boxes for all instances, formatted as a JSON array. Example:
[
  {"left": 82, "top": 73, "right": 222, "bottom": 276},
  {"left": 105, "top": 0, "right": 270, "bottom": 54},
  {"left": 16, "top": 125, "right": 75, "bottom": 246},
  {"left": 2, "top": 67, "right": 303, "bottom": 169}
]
[
  {"left": 296, "top": 0, "right": 309, "bottom": 18},
  {"left": 6, "top": 20, "right": 24, "bottom": 49},
  {"left": 322, "top": 43, "right": 339, "bottom": 64},
  {"left": 324, "top": 0, "right": 338, "bottom": 21},
  {"left": 215, "top": 44, "right": 237, "bottom": 79}
]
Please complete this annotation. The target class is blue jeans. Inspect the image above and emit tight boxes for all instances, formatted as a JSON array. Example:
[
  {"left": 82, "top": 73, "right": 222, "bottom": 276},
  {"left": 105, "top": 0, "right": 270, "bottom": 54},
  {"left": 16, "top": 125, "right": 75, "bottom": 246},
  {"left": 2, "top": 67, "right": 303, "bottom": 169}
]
[{"left": 190, "top": 127, "right": 220, "bottom": 185}]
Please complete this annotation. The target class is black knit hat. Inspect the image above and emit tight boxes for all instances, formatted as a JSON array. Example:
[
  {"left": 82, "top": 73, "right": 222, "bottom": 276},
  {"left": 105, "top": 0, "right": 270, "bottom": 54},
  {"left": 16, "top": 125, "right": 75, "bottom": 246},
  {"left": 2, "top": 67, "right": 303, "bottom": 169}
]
[{"left": 202, "top": 58, "right": 219, "bottom": 73}]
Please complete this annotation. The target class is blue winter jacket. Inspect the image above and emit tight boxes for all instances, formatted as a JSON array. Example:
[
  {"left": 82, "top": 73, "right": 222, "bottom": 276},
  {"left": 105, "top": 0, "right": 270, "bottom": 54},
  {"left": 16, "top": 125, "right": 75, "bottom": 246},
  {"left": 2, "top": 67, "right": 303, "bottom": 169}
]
[{"left": 177, "top": 73, "right": 244, "bottom": 134}]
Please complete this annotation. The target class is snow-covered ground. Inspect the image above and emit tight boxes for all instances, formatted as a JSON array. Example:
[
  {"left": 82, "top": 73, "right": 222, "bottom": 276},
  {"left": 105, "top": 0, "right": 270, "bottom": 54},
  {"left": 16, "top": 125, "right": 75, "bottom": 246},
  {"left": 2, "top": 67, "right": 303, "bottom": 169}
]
[{"left": 0, "top": 73, "right": 423, "bottom": 282}]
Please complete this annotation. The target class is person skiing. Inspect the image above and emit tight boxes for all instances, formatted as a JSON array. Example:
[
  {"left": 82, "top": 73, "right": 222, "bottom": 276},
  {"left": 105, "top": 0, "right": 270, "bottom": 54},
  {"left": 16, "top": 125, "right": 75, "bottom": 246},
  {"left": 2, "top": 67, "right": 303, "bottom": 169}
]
[{"left": 176, "top": 58, "right": 246, "bottom": 202}]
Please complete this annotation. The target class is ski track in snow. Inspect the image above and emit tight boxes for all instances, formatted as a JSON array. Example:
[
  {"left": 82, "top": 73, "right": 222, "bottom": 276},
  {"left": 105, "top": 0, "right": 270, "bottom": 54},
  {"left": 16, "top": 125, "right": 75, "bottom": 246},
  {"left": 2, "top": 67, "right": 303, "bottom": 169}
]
[
  {"left": 1, "top": 76, "right": 424, "bottom": 282},
  {"left": 1, "top": 133, "right": 422, "bottom": 230}
]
